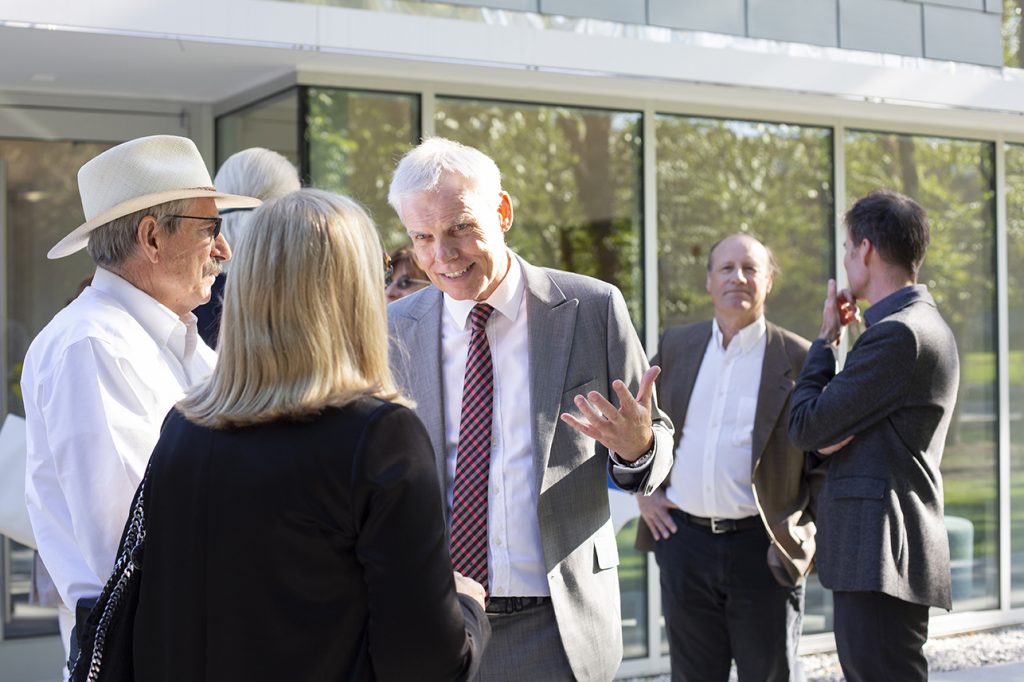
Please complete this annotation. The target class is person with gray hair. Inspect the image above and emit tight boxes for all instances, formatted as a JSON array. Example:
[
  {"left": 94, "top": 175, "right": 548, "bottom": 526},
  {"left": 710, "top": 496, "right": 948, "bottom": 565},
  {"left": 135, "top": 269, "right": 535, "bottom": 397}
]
[
  {"left": 20, "top": 135, "right": 259, "bottom": 676},
  {"left": 386, "top": 137, "right": 674, "bottom": 681},
  {"left": 194, "top": 147, "right": 300, "bottom": 346}
]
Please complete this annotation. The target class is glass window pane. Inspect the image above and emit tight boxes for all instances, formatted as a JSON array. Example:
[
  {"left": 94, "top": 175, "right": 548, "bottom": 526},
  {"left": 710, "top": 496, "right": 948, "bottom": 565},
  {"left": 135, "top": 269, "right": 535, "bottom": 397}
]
[
  {"left": 655, "top": 116, "right": 834, "bottom": 342},
  {"left": 216, "top": 89, "right": 301, "bottom": 171},
  {"left": 306, "top": 88, "right": 420, "bottom": 251},
  {"left": 435, "top": 98, "right": 644, "bottom": 328},
  {"left": 1, "top": 138, "right": 111, "bottom": 638},
  {"left": 846, "top": 130, "right": 998, "bottom": 611},
  {"left": 1005, "top": 0, "right": 1023, "bottom": 68},
  {"left": 616, "top": 518, "right": 648, "bottom": 659},
  {"left": 1008, "top": 142, "right": 1024, "bottom": 607}
]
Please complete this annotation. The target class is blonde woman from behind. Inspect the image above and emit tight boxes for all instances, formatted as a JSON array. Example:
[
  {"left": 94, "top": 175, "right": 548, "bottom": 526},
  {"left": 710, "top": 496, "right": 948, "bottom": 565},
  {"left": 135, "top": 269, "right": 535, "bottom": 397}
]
[{"left": 131, "top": 189, "right": 490, "bottom": 681}]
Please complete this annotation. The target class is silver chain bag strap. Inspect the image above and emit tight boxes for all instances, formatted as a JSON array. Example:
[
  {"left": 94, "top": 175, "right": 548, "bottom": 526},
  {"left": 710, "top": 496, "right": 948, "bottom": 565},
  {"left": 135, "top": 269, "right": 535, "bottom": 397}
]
[{"left": 69, "top": 460, "right": 151, "bottom": 682}]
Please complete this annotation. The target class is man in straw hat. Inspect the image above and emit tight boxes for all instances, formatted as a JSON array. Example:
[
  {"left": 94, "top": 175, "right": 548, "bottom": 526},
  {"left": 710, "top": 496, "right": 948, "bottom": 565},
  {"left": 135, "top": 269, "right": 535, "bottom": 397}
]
[{"left": 20, "top": 135, "right": 260, "bottom": 674}]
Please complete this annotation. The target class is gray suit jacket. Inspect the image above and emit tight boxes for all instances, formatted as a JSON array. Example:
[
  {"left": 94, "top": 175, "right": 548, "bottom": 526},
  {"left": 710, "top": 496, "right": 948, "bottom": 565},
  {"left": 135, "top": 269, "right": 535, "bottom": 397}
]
[
  {"left": 636, "top": 320, "right": 820, "bottom": 587},
  {"left": 387, "top": 254, "right": 673, "bottom": 681},
  {"left": 789, "top": 285, "right": 959, "bottom": 609}
]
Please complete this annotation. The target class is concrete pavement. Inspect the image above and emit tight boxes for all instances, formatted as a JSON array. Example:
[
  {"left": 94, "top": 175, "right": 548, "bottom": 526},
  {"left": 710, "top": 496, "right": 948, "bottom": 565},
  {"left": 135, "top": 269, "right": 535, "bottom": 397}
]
[{"left": 932, "top": 661, "right": 1024, "bottom": 680}]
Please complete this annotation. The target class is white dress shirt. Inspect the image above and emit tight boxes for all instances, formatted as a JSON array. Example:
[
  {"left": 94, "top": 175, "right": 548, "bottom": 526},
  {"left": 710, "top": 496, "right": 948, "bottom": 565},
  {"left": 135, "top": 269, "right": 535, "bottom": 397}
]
[
  {"left": 441, "top": 256, "right": 550, "bottom": 597},
  {"left": 666, "top": 316, "right": 767, "bottom": 519},
  {"left": 21, "top": 267, "right": 215, "bottom": 648}
]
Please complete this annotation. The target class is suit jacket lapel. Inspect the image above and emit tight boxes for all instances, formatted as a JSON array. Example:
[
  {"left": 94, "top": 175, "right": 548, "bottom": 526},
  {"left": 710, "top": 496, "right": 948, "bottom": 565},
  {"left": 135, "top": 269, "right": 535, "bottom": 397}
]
[
  {"left": 521, "top": 258, "right": 577, "bottom": 492},
  {"left": 664, "top": 322, "right": 712, "bottom": 452},
  {"left": 752, "top": 322, "right": 793, "bottom": 472},
  {"left": 397, "top": 289, "right": 448, "bottom": 491}
]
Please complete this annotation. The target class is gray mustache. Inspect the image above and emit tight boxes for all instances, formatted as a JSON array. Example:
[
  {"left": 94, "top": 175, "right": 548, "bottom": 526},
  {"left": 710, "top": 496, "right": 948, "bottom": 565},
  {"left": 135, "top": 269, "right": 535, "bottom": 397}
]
[{"left": 203, "top": 260, "right": 223, "bottom": 278}]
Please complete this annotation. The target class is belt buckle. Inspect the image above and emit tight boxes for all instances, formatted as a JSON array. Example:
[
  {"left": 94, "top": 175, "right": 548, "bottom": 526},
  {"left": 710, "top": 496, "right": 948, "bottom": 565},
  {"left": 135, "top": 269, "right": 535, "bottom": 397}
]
[{"left": 710, "top": 517, "right": 728, "bottom": 534}]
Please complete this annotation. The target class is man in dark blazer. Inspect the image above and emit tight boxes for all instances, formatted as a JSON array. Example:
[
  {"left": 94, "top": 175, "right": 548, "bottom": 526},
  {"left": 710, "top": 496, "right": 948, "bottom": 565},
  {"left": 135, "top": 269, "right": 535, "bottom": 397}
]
[
  {"left": 386, "top": 137, "right": 674, "bottom": 681},
  {"left": 635, "top": 234, "right": 818, "bottom": 681},
  {"left": 788, "top": 189, "right": 960, "bottom": 682}
]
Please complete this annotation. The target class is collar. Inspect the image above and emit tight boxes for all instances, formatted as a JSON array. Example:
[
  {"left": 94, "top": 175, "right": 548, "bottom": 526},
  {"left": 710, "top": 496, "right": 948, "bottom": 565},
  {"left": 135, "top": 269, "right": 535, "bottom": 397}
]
[
  {"left": 91, "top": 267, "right": 196, "bottom": 348},
  {"left": 864, "top": 284, "right": 933, "bottom": 327},
  {"left": 443, "top": 252, "right": 525, "bottom": 330},
  {"left": 712, "top": 315, "right": 766, "bottom": 354}
]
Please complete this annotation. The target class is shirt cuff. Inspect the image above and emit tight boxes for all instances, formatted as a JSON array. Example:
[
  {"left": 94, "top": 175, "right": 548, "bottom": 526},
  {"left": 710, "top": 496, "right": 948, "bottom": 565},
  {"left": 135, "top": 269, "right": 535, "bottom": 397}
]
[{"left": 608, "top": 440, "right": 656, "bottom": 473}]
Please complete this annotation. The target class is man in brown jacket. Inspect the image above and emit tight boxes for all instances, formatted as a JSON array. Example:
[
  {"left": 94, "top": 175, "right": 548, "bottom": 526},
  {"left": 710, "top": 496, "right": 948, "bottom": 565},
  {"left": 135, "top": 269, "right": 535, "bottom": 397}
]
[{"left": 636, "top": 234, "right": 820, "bottom": 681}]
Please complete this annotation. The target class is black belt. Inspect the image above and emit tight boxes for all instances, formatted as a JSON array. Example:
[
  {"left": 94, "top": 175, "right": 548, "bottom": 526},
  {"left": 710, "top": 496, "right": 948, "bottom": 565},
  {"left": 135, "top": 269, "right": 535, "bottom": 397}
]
[
  {"left": 485, "top": 596, "right": 549, "bottom": 615},
  {"left": 676, "top": 510, "right": 762, "bottom": 534}
]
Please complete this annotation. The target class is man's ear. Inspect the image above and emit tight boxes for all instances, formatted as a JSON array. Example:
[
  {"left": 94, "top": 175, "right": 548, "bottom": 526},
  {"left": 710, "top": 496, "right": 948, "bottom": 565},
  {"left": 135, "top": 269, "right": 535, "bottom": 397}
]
[
  {"left": 498, "top": 192, "right": 513, "bottom": 233},
  {"left": 860, "top": 238, "right": 874, "bottom": 267},
  {"left": 137, "top": 215, "right": 161, "bottom": 264}
]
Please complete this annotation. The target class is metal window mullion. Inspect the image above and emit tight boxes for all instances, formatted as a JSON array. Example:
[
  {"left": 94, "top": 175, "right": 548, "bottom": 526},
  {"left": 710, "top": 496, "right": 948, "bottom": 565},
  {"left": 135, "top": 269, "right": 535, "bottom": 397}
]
[
  {"left": 643, "top": 107, "right": 659, "bottom": 353},
  {"left": 995, "top": 137, "right": 1011, "bottom": 612},
  {"left": 420, "top": 86, "right": 436, "bottom": 141},
  {"left": 833, "top": 124, "right": 850, "bottom": 363},
  {"left": 641, "top": 106, "right": 664, "bottom": 670}
]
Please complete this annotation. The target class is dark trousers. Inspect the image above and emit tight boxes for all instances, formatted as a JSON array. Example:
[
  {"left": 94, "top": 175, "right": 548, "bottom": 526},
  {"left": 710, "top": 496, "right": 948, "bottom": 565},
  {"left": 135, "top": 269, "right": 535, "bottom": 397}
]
[
  {"left": 654, "top": 509, "right": 804, "bottom": 682},
  {"left": 833, "top": 590, "right": 930, "bottom": 682}
]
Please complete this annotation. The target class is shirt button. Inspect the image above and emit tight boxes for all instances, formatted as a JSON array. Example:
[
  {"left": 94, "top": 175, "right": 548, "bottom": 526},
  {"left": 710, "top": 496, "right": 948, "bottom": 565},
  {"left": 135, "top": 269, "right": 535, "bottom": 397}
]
[
  {"left": 495, "top": 537, "right": 503, "bottom": 547},
  {"left": 492, "top": 486, "right": 501, "bottom": 496},
  {"left": 494, "top": 586, "right": 505, "bottom": 596}
]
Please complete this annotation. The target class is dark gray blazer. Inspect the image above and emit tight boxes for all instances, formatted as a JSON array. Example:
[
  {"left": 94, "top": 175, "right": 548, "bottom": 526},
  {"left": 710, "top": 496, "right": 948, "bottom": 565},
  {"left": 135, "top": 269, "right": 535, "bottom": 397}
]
[
  {"left": 788, "top": 285, "right": 959, "bottom": 609},
  {"left": 387, "top": 253, "right": 673, "bottom": 681}
]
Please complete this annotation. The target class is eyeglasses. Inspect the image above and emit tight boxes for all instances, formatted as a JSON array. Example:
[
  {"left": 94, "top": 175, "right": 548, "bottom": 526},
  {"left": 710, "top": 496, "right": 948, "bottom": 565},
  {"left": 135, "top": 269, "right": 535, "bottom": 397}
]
[
  {"left": 167, "top": 214, "right": 223, "bottom": 241},
  {"left": 386, "top": 275, "right": 431, "bottom": 291}
]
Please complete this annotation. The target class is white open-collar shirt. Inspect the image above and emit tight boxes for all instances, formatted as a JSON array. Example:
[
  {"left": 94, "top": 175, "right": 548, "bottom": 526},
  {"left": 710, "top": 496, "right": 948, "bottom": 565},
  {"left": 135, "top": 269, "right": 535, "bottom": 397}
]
[
  {"left": 666, "top": 316, "right": 767, "bottom": 519},
  {"left": 440, "top": 255, "right": 550, "bottom": 597},
  {"left": 21, "top": 267, "right": 215, "bottom": 646}
]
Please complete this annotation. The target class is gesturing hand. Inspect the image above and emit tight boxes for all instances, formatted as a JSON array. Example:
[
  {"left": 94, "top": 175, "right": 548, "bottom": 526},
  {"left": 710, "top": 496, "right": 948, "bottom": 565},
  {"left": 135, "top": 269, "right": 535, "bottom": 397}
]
[{"left": 560, "top": 366, "right": 660, "bottom": 461}]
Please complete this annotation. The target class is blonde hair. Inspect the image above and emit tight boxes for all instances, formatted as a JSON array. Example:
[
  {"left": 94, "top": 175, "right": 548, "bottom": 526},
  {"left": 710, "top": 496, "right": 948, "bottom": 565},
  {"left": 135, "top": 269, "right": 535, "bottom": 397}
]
[{"left": 179, "top": 188, "right": 406, "bottom": 428}]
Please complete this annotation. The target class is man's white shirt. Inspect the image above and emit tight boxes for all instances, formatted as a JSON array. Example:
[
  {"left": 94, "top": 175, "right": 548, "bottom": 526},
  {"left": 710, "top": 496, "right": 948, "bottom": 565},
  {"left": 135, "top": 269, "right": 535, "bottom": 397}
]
[
  {"left": 666, "top": 316, "right": 766, "bottom": 519},
  {"left": 21, "top": 267, "right": 215, "bottom": 644},
  {"left": 441, "top": 256, "right": 549, "bottom": 597}
]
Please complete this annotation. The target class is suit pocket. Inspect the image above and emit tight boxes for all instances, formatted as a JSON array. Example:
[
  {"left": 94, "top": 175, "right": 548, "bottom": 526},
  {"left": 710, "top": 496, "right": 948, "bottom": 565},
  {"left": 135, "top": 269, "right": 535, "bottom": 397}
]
[
  {"left": 563, "top": 377, "right": 599, "bottom": 398},
  {"left": 830, "top": 476, "right": 886, "bottom": 500},
  {"left": 594, "top": 534, "right": 620, "bottom": 571}
]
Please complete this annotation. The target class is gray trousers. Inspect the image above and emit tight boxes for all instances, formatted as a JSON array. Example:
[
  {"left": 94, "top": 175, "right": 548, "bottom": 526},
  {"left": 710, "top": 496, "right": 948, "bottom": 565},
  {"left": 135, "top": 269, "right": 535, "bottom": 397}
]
[{"left": 474, "top": 601, "right": 576, "bottom": 681}]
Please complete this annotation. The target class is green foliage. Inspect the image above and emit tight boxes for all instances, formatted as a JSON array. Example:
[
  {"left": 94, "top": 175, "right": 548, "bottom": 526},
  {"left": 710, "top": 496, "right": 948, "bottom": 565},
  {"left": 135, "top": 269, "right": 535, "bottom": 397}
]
[
  {"left": 1005, "top": 0, "right": 1023, "bottom": 68},
  {"left": 306, "top": 88, "right": 420, "bottom": 252},
  {"left": 435, "top": 99, "right": 644, "bottom": 326},
  {"left": 655, "top": 116, "right": 834, "bottom": 341}
]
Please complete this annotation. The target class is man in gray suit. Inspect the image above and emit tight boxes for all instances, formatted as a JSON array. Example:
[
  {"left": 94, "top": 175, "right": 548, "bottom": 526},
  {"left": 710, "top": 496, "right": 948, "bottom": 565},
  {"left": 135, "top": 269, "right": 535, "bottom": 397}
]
[
  {"left": 635, "top": 234, "right": 816, "bottom": 681},
  {"left": 385, "top": 137, "right": 673, "bottom": 681},
  {"left": 788, "top": 189, "right": 960, "bottom": 682}
]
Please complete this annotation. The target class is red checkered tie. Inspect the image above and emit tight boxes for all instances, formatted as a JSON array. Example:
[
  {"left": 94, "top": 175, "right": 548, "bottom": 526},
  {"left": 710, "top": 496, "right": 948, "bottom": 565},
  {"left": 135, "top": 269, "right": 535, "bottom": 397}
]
[{"left": 450, "top": 303, "right": 495, "bottom": 588}]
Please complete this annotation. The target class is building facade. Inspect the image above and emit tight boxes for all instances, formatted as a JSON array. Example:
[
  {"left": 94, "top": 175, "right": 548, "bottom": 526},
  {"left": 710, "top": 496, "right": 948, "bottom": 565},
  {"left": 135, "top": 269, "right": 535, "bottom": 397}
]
[{"left": 1, "top": 0, "right": 1024, "bottom": 678}]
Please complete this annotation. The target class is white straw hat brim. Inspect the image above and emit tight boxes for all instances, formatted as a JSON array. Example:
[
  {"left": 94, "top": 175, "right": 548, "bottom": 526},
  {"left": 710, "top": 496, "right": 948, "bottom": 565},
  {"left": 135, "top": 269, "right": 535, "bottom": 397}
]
[{"left": 49, "top": 188, "right": 262, "bottom": 259}]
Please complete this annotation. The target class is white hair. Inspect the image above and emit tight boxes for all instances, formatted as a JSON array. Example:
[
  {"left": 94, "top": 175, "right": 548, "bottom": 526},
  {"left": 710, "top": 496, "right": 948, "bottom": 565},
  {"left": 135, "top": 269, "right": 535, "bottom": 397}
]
[
  {"left": 387, "top": 137, "right": 503, "bottom": 219},
  {"left": 214, "top": 147, "right": 301, "bottom": 249}
]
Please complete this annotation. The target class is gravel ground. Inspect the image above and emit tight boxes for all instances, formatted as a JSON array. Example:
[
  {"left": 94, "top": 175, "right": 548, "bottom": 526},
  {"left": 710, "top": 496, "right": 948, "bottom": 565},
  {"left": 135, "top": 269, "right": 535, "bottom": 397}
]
[{"left": 625, "top": 624, "right": 1024, "bottom": 681}]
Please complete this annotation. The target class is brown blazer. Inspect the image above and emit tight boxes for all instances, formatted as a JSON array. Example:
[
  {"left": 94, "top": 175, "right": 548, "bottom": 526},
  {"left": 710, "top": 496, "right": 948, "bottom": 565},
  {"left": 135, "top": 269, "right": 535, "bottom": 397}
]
[{"left": 636, "top": 319, "right": 821, "bottom": 587}]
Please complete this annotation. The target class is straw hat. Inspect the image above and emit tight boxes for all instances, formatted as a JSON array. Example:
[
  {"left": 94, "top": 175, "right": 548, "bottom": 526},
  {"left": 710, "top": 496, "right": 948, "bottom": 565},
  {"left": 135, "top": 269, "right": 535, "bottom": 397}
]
[{"left": 48, "top": 135, "right": 263, "bottom": 259}]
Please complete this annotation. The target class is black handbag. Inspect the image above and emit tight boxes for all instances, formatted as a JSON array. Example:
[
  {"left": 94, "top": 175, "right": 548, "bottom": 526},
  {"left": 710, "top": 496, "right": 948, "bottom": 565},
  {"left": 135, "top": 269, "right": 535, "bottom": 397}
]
[{"left": 69, "top": 462, "right": 151, "bottom": 682}]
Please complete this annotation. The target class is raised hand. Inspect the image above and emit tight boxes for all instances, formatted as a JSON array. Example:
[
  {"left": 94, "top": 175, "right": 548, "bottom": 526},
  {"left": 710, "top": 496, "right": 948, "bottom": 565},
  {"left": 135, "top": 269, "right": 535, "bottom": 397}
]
[{"left": 560, "top": 366, "right": 660, "bottom": 461}]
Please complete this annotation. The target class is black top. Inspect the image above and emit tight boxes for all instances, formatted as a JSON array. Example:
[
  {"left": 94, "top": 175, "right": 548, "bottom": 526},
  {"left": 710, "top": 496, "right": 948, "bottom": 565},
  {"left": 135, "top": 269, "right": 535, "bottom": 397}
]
[
  {"left": 193, "top": 272, "right": 226, "bottom": 348},
  {"left": 133, "top": 398, "right": 489, "bottom": 681}
]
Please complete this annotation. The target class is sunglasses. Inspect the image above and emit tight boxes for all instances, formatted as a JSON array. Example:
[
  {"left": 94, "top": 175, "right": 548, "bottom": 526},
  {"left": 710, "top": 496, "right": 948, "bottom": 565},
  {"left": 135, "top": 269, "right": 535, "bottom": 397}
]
[
  {"left": 386, "top": 275, "right": 431, "bottom": 291},
  {"left": 167, "top": 214, "right": 223, "bottom": 241}
]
